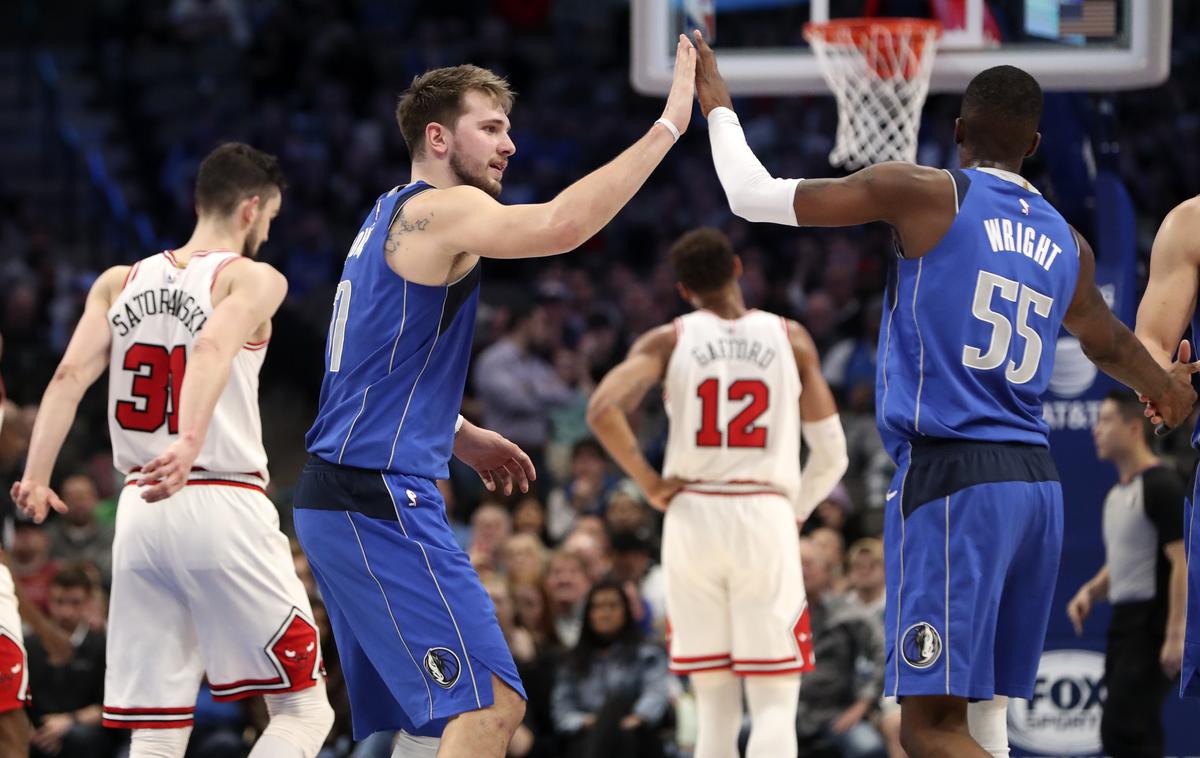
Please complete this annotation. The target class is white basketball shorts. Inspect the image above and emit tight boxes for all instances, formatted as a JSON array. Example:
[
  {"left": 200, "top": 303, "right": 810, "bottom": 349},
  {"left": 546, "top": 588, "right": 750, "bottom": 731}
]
[
  {"left": 102, "top": 481, "right": 321, "bottom": 729},
  {"left": 662, "top": 490, "right": 814, "bottom": 677}
]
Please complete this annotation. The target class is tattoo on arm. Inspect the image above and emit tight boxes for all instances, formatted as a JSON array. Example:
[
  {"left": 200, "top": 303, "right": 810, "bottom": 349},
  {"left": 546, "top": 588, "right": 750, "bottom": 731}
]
[{"left": 383, "top": 210, "right": 432, "bottom": 255}]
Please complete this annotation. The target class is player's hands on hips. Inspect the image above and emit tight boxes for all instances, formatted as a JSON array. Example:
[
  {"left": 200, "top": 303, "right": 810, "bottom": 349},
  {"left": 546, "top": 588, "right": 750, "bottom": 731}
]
[
  {"left": 1141, "top": 338, "right": 1199, "bottom": 429},
  {"left": 9, "top": 479, "right": 68, "bottom": 524},
  {"left": 1066, "top": 587, "right": 1093, "bottom": 636},
  {"left": 453, "top": 421, "right": 536, "bottom": 496},
  {"left": 660, "top": 34, "right": 697, "bottom": 136},
  {"left": 139, "top": 435, "right": 202, "bottom": 503},
  {"left": 639, "top": 474, "right": 688, "bottom": 511},
  {"left": 692, "top": 30, "right": 733, "bottom": 117},
  {"left": 1161, "top": 630, "right": 1185, "bottom": 679}
]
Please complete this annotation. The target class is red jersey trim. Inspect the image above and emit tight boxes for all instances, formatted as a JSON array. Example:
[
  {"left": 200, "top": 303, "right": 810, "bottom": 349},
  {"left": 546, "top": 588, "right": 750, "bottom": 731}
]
[
  {"left": 732, "top": 656, "right": 800, "bottom": 665},
  {"left": 103, "top": 718, "right": 195, "bottom": 730},
  {"left": 121, "top": 262, "right": 142, "bottom": 291},
  {"left": 208, "top": 674, "right": 319, "bottom": 702},
  {"left": 681, "top": 488, "right": 786, "bottom": 498},
  {"left": 669, "top": 662, "right": 733, "bottom": 674},
  {"left": 670, "top": 653, "right": 731, "bottom": 664},
  {"left": 211, "top": 255, "right": 248, "bottom": 293},
  {"left": 734, "top": 666, "right": 806, "bottom": 677},
  {"left": 123, "top": 479, "right": 266, "bottom": 495}
]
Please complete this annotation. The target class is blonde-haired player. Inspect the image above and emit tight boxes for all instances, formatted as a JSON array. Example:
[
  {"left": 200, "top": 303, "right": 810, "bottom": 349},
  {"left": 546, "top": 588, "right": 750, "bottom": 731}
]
[
  {"left": 587, "top": 227, "right": 848, "bottom": 758},
  {"left": 12, "top": 143, "right": 334, "bottom": 758}
]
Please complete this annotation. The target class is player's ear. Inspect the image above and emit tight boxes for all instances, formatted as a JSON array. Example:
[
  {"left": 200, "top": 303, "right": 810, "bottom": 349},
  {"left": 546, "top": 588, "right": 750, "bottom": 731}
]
[
  {"left": 675, "top": 282, "right": 691, "bottom": 302},
  {"left": 241, "top": 195, "right": 261, "bottom": 227},
  {"left": 1025, "top": 132, "right": 1041, "bottom": 159},
  {"left": 953, "top": 117, "right": 965, "bottom": 145},
  {"left": 426, "top": 122, "right": 450, "bottom": 158}
]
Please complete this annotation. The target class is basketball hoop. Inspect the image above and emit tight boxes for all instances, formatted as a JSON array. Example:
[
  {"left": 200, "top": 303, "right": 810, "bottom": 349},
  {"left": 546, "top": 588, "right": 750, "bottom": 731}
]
[{"left": 804, "top": 18, "right": 942, "bottom": 169}]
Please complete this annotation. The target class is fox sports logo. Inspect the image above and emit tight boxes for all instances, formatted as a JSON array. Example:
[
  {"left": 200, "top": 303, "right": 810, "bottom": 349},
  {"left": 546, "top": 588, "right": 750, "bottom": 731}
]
[{"left": 1008, "top": 649, "right": 1105, "bottom": 755}]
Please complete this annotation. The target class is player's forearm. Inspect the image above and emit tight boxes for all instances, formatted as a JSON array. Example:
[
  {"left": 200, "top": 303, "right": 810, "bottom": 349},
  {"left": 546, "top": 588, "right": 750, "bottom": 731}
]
[
  {"left": 586, "top": 405, "right": 659, "bottom": 486},
  {"left": 707, "top": 107, "right": 801, "bottom": 226},
  {"left": 1082, "top": 319, "right": 1172, "bottom": 401},
  {"left": 1084, "top": 566, "right": 1110, "bottom": 603},
  {"left": 174, "top": 338, "right": 237, "bottom": 451},
  {"left": 1167, "top": 555, "right": 1187, "bottom": 638},
  {"left": 796, "top": 414, "right": 848, "bottom": 521},
  {"left": 22, "top": 370, "right": 89, "bottom": 483},
  {"left": 544, "top": 124, "right": 676, "bottom": 251}
]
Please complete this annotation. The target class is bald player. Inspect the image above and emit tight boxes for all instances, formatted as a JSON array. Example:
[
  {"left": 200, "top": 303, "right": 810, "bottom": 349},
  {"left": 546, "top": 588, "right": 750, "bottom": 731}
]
[{"left": 692, "top": 31, "right": 1197, "bottom": 758}]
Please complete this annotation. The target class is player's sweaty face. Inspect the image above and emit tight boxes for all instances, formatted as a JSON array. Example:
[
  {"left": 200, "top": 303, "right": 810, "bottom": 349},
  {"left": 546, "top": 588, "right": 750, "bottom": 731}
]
[{"left": 448, "top": 90, "right": 514, "bottom": 198}]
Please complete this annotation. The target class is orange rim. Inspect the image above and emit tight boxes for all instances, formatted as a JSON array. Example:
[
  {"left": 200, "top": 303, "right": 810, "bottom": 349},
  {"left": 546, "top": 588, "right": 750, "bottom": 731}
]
[{"left": 803, "top": 17, "right": 944, "bottom": 44}]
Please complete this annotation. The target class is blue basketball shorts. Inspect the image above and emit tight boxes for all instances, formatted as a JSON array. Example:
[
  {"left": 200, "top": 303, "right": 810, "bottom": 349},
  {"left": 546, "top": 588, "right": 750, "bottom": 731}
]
[
  {"left": 1182, "top": 466, "right": 1200, "bottom": 697},
  {"left": 883, "top": 440, "right": 1063, "bottom": 701},
  {"left": 292, "top": 456, "right": 525, "bottom": 739}
]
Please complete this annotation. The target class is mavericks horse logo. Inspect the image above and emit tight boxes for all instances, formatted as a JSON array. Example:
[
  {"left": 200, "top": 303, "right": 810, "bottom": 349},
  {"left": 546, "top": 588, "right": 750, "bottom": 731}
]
[
  {"left": 424, "top": 647, "right": 462, "bottom": 689},
  {"left": 901, "top": 622, "right": 943, "bottom": 670}
]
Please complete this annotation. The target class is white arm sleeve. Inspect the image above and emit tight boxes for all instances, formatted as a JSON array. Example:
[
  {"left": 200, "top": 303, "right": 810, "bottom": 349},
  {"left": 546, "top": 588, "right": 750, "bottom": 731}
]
[
  {"left": 707, "top": 107, "right": 801, "bottom": 226},
  {"left": 795, "top": 413, "right": 849, "bottom": 521}
]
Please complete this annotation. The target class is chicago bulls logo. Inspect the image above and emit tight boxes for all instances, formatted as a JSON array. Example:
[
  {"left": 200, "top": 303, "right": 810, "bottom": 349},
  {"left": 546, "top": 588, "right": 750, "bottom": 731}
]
[
  {"left": 269, "top": 611, "right": 321, "bottom": 686},
  {"left": 0, "top": 630, "right": 27, "bottom": 705}
]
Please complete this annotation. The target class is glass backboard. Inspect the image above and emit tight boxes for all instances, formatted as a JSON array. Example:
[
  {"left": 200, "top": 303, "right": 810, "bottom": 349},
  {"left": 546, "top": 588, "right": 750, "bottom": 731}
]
[{"left": 631, "top": 0, "right": 1171, "bottom": 95}]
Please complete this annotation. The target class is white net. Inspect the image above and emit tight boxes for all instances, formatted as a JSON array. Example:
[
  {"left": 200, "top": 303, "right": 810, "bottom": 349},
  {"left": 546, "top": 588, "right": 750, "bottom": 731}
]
[{"left": 805, "top": 20, "right": 942, "bottom": 170}]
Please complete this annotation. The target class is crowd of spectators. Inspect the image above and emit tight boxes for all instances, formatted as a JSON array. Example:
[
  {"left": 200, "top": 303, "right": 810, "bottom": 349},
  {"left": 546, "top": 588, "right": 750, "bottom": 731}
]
[{"left": 0, "top": 0, "right": 1198, "bottom": 756}]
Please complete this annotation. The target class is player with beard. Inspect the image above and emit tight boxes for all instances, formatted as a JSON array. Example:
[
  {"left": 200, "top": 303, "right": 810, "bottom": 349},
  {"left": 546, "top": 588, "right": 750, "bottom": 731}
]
[
  {"left": 293, "top": 39, "right": 696, "bottom": 758},
  {"left": 13, "top": 143, "right": 335, "bottom": 758}
]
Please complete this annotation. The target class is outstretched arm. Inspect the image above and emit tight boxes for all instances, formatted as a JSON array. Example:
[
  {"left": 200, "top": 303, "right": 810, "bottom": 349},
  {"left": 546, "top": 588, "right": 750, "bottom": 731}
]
[
  {"left": 586, "top": 325, "right": 679, "bottom": 509},
  {"left": 139, "top": 261, "right": 287, "bottom": 501},
  {"left": 1135, "top": 198, "right": 1200, "bottom": 369},
  {"left": 427, "top": 37, "right": 697, "bottom": 260},
  {"left": 789, "top": 321, "right": 848, "bottom": 521},
  {"left": 12, "top": 267, "right": 123, "bottom": 523},
  {"left": 692, "top": 31, "right": 950, "bottom": 253},
  {"left": 1063, "top": 230, "right": 1196, "bottom": 427}
]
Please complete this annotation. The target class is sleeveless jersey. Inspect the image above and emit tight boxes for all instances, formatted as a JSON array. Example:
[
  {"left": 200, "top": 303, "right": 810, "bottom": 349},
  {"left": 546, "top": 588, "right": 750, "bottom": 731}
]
[
  {"left": 305, "top": 182, "right": 481, "bottom": 480},
  {"left": 106, "top": 250, "right": 269, "bottom": 481},
  {"left": 662, "top": 309, "right": 802, "bottom": 503},
  {"left": 876, "top": 168, "right": 1081, "bottom": 461}
]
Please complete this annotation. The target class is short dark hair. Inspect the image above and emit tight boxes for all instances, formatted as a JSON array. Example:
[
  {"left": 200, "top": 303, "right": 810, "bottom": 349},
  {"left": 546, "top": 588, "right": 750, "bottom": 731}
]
[
  {"left": 669, "top": 227, "right": 736, "bottom": 295},
  {"left": 1104, "top": 389, "right": 1153, "bottom": 444},
  {"left": 571, "top": 438, "right": 605, "bottom": 462},
  {"left": 396, "top": 65, "right": 515, "bottom": 159},
  {"left": 194, "top": 142, "right": 286, "bottom": 217},
  {"left": 960, "top": 65, "right": 1043, "bottom": 158},
  {"left": 51, "top": 564, "right": 94, "bottom": 593}
]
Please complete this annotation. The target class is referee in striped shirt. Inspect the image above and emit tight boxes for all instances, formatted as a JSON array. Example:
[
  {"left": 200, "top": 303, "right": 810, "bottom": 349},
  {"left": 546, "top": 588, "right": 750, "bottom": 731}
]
[{"left": 1067, "top": 390, "right": 1187, "bottom": 758}]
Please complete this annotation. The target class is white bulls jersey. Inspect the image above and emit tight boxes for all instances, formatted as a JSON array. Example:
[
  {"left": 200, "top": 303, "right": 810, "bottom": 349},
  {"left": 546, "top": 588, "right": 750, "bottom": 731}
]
[
  {"left": 106, "top": 251, "right": 269, "bottom": 484},
  {"left": 662, "top": 309, "right": 801, "bottom": 505}
]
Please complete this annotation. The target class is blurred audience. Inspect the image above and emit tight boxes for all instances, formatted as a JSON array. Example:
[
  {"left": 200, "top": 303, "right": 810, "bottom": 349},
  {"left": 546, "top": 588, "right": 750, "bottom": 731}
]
[
  {"left": 551, "top": 579, "right": 671, "bottom": 758},
  {"left": 47, "top": 474, "right": 115, "bottom": 589}
]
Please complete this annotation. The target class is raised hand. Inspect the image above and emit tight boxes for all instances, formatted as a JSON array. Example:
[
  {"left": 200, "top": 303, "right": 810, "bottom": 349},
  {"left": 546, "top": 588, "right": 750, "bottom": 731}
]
[
  {"left": 693, "top": 30, "right": 733, "bottom": 117},
  {"left": 661, "top": 34, "right": 698, "bottom": 136}
]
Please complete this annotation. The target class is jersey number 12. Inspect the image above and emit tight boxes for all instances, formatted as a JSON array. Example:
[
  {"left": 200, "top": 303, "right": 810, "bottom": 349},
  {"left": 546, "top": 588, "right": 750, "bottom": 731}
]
[{"left": 695, "top": 378, "right": 769, "bottom": 448}]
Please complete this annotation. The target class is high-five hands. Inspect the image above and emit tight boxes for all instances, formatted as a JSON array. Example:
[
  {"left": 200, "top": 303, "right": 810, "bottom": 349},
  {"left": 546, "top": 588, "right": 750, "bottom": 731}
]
[{"left": 692, "top": 30, "right": 733, "bottom": 117}]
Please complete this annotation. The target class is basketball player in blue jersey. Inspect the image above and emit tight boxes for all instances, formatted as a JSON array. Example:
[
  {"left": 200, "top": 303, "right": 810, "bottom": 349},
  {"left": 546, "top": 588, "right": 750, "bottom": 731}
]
[
  {"left": 691, "top": 32, "right": 1197, "bottom": 758},
  {"left": 292, "top": 38, "right": 697, "bottom": 758},
  {"left": 1133, "top": 196, "right": 1200, "bottom": 700}
]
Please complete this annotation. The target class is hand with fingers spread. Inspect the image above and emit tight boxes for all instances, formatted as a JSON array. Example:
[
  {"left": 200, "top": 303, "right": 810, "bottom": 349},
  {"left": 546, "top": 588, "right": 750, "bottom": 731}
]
[
  {"left": 453, "top": 420, "right": 536, "bottom": 496},
  {"left": 658, "top": 34, "right": 698, "bottom": 139},
  {"left": 139, "top": 434, "right": 202, "bottom": 503},
  {"left": 692, "top": 30, "right": 733, "bottom": 117},
  {"left": 1140, "top": 338, "right": 1199, "bottom": 430},
  {"left": 9, "top": 480, "right": 68, "bottom": 524}
]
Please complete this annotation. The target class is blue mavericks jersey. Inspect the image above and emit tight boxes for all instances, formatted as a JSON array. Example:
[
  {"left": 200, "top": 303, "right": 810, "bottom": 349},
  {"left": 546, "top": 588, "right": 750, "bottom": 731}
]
[
  {"left": 306, "top": 182, "right": 480, "bottom": 479},
  {"left": 876, "top": 168, "right": 1081, "bottom": 461}
]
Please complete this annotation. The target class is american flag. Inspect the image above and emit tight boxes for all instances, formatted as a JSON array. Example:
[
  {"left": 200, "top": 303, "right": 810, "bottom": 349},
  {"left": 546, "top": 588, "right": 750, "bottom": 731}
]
[{"left": 1059, "top": 0, "right": 1118, "bottom": 38}]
